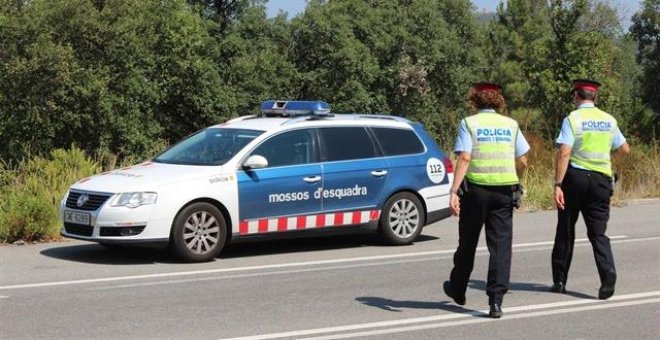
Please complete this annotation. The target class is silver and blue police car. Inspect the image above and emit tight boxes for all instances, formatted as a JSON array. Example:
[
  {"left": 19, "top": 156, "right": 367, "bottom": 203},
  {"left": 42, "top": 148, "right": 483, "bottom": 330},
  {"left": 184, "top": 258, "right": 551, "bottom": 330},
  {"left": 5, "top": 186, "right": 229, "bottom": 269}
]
[{"left": 60, "top": 101, "right": 453, "bottom": 262}]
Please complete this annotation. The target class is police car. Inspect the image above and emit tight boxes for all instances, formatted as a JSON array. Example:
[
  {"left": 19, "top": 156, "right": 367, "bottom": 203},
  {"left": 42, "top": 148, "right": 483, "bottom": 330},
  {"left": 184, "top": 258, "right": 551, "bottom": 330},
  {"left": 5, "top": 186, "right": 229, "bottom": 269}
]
[{"left": 60, "top": 101, "right": 453, "bottom": 262}]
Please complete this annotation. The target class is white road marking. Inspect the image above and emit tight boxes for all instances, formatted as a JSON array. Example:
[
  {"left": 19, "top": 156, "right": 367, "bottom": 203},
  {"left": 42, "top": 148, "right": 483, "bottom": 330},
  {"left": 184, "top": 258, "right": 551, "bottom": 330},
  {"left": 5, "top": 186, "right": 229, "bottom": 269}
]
[
  {"left": 0, "top": 295, "right": 8, "bottom": 299},
  {"left": 0, "top": 235, "right": 652, "bottom": 291},
  {"left": 221, "top": 291, "right": 660, "bottom": 340},
  {"left": 83, "top": 235, "right": 640, "bottom": 290},
  {"left": 303, "top": 298, "right": 660, "bottom": 340},
  {"left": 86, "top": 257, "right": 444, "bottom": 290}
]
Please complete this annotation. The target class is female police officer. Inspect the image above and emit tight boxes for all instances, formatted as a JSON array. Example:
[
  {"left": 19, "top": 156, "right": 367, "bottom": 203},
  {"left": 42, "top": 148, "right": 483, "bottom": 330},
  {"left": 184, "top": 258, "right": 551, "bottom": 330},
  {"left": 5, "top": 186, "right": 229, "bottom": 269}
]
[{"left": 443, "top": 83, "right": 529, "bottom": 318}]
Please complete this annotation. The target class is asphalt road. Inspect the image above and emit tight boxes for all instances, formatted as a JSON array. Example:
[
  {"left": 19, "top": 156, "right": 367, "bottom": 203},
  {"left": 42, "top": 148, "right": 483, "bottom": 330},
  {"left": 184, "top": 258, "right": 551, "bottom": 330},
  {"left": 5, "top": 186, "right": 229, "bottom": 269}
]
[{"left": 1, "top": 202, "right": 659, "bottom": 339}]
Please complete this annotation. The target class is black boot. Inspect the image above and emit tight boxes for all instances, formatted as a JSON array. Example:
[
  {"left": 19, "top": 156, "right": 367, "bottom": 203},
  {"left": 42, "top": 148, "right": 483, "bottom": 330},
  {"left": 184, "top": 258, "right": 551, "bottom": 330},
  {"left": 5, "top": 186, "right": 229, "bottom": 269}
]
[
  {"left": 489, "top": 303, "right": 503, "bottom": 318},
  {"left": 443, "top": 281, "right": 466, "bottom": 306},
  {"left": 598, "top": 273, "right": 616, "bottom": 300},
  {"left": 550, "top": 281, "right": 566, "bottom": 294}
]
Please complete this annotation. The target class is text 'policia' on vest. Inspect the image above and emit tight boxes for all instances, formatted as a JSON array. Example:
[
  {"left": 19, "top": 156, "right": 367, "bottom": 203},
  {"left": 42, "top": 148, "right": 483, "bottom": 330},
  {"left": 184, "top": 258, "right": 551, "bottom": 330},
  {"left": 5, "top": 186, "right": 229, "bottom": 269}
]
[
  {"left": 566, "top": 89, "right": 618, "bottom": 177},
  {"left": 465, "top": 112, "right": 520, "bottom": 186}
]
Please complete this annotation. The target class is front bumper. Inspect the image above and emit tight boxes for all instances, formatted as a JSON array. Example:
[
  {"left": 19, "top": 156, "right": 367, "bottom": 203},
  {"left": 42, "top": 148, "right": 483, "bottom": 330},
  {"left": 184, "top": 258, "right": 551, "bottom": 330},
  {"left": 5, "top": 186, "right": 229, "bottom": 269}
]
[{"left": 59, "top": 191, "right": 172, "bottom": 244}]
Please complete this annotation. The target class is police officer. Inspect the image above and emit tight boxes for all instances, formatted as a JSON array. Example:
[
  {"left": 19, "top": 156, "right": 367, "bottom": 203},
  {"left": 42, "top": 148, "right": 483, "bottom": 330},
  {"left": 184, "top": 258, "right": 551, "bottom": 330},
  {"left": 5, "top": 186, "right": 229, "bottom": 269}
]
[
  {"left": 443, "top": 83, "right": 529, "bottom": 318},
  {"left": 551, "top": 79, "right": 630, "bottom": 299}
]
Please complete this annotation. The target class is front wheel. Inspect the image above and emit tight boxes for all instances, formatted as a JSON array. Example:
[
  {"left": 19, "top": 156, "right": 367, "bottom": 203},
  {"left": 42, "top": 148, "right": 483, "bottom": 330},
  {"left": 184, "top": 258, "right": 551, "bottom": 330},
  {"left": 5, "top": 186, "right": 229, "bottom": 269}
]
[
  {"left": 170, "top": 202, "right": 227, "bottom": 262},
  {"left": 379, "top": 192, "right": 425, "bottom": 245}
]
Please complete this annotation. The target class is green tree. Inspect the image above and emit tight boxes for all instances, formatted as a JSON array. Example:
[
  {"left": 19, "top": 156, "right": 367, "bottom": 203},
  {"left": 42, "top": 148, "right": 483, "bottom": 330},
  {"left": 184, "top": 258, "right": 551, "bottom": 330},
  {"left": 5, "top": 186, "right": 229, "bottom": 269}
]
[
  {"left": 215, "top": 5, "right": 301, "bottom": 115},
  {"left": 630, "top": 0, "right": 660, "bottom": 136},
  {"left": 0, "top": 0, "right": 228, "bottom": 162},
  {"left": 187, "top": 0, "right": 260, "bottom": 35},
  {"left": 291, "top": 0, "right": 482, "bottom": 147},
  {"left": 482, "top": 0, "right": 644, "bottom": 138}
]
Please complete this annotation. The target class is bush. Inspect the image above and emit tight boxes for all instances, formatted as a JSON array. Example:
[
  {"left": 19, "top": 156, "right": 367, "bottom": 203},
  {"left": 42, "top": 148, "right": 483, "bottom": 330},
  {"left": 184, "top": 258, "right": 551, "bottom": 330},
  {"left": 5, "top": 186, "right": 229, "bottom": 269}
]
[
  {"left": 0, "top": 190, "right": 57, "bottom": 242},
  {"left": 0, "top": 147, "right": 100, "bottom": 243}
]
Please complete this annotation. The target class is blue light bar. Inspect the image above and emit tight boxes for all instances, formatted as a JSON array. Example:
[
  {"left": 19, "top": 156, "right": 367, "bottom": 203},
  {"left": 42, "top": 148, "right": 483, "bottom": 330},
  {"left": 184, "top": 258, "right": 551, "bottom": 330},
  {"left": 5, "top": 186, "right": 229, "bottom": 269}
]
[{"left": 260, "top": 100, "right": 331, "bottom": 117}]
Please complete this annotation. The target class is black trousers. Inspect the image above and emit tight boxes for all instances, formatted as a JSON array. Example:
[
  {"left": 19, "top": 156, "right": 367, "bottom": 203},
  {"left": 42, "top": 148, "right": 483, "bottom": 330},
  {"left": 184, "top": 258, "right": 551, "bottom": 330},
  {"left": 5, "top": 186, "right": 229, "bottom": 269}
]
[
  {"left": 449, "top": 181, "right": 514, "bottom": 305},
  {"left": 551, "top": 166, "right": 616, "bottom": 286}
]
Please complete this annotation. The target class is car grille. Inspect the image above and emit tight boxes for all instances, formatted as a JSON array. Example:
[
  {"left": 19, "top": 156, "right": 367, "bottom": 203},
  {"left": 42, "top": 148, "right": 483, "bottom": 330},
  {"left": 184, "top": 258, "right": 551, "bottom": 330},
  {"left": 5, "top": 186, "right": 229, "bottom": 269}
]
[
  {"left": 64, "top": 223, "right": 93, "bottom": 237},
  {"left": 65, "top": 191, "right": 112, "bottom": 211}
]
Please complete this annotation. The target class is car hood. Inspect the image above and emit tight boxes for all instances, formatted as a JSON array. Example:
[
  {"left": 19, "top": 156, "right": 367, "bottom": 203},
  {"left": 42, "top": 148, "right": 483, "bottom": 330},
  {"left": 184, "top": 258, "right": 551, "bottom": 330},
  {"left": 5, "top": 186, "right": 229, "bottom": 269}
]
[{"left": 69, "top": 161, "right": 226, "bottom": 194}]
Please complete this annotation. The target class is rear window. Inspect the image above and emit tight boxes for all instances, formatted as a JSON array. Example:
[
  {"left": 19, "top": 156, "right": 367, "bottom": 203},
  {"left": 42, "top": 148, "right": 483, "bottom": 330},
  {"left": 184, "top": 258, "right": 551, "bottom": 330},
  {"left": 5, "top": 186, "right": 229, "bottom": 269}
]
[
  {"left": 319, "top": 127, "right": 378, "bottom": 161},
  {"left": 371, "top": 127, "right": 425, "bottom": 156}
]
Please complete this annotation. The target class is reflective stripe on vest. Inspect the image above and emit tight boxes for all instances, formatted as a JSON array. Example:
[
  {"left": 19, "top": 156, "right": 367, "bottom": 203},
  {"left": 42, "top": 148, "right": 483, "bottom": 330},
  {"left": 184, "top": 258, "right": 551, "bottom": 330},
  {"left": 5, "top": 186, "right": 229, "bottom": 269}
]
[
  {"left": 464, "top": 113, "right": 519, "bottom": 185},
  {"left": 567, "top": 107, "right": 616, "bottom": 177}
]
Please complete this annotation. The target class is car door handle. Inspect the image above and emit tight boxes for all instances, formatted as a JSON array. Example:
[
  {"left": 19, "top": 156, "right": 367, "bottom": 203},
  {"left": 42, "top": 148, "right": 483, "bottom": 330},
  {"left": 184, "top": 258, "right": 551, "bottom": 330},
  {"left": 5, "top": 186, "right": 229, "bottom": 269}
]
[
  {"left": 371, "top": 170, "right": 388, "bottom": 177},
  {"left": 303, "top": 176, "right": 322, "bottom": 183}
]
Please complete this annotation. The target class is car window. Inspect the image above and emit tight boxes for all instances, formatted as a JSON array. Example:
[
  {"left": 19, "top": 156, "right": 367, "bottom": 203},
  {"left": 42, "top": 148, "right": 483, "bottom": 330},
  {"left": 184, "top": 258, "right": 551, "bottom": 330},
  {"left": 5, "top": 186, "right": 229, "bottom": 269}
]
[
  {"left": 153, "top": 128, "right": 263, "bottom": 166},
  {"left": 371, "top": 127, "right": 425, "bottom": 156},
  {"left": 319, "top": 127, "right": 377, "bottom": 161},
  {"left": 250, "top": 129, "right": 317, "bottom": 167}
]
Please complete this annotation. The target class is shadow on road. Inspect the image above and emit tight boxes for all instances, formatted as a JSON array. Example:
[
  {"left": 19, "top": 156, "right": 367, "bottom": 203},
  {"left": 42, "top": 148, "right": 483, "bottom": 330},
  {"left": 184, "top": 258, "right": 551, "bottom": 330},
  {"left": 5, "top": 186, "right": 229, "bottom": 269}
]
[
  {"left": 40, "top": 233, "right": 440, "bottom": 264},
  {"left": 220, "top": 233, "right": 438, "bottom": 259},
  {"left": 40, "top": 244, "right": 174, "bottom": 265},
  {"left": 468, "top": 279, "right": 596, "bottom": 299},
  {"left": 355, "top": 296, "right": 489, "bottom": 317}
]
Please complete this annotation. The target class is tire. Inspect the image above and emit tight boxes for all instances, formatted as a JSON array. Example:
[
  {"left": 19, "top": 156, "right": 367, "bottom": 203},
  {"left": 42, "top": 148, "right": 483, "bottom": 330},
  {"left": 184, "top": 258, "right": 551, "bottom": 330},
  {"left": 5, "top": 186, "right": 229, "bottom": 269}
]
[
  {"left": 379, "top": 192, "right": 425, "bottom": 245},
  {"left": 170, "top": 202, "right": 227, "bottom": 262}
]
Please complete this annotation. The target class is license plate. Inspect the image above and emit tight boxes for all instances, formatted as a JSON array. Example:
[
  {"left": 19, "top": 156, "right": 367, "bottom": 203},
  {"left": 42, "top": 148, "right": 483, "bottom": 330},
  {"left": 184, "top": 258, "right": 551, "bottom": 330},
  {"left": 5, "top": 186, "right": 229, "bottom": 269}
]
[{"left": 64, "top": 210, "right": 91, "bottom": 225}]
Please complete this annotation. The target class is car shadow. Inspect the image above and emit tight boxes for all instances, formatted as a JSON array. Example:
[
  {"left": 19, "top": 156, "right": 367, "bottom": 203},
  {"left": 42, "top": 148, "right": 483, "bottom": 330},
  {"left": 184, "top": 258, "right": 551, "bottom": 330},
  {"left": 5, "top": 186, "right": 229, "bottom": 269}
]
[
  {"left": 41, "top": 233, "right": 440, "bottom": 264},
  {"left": 468, "top": 279, "right": 596, "bottom": 299},
  {"left": 356, "top": 296, "right": 489, "bottom": 317},
  {"left": 219, "top": 233, "right": 438, "bottom": 259},
  {"left": 40, "top": 243, "right": 175, "bottom": 265}
]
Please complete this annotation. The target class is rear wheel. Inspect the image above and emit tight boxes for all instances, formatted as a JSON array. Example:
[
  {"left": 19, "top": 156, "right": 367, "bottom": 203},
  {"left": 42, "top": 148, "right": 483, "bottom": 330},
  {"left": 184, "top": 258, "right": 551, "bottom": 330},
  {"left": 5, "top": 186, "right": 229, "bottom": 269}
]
[
  {"left": 170, "top": 202, "right": 226, "bottom": 262},
  {"left": 379, "top": 192, "right": 425, "bottom": 245}
]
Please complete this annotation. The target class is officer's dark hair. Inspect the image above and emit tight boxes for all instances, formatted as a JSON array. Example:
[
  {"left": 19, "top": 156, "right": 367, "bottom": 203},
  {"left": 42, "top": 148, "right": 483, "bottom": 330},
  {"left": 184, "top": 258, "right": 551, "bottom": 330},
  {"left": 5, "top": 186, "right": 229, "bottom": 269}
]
[
  {"left": 575, "top": 89, "right": 597, "bottom": 101},
  {"left": 468, "top": 90, "right": 507, "bottom": 114}
]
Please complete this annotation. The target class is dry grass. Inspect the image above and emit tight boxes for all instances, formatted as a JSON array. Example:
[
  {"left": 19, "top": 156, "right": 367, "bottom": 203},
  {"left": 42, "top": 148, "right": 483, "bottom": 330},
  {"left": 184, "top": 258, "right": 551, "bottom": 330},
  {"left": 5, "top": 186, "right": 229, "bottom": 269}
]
[
  {"left": 520, "top": 136, "right": 660, "bottom": 211},
  {"left": 612, "top": 141, "right": 660, "bottom": 200}
]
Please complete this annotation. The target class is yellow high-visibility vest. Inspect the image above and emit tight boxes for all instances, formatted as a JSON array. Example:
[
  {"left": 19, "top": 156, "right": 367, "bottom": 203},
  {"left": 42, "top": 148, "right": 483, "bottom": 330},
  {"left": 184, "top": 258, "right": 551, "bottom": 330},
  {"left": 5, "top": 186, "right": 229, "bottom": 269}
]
[
  {"left": 567, "top": 107, "right": 616, "bottom": 177},
  {"left": 464, "top": 113, "right": 519, "bottom": 185}
]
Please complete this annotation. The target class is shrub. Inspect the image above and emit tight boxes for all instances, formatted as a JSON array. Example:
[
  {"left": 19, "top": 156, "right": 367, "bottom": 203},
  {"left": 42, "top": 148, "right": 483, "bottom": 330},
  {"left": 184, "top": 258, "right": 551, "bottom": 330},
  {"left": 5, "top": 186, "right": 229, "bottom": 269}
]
[
  {"left": 0, "top": 147, "right": 101, "bottom": 243},
  {"left": 0, "top": 190, "right": 57, "bottom": 242}
]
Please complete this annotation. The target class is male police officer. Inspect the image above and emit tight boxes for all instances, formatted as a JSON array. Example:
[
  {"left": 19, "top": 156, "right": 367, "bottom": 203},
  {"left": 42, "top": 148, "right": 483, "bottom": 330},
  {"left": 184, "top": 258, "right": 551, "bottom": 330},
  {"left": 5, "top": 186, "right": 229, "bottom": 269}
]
[
  {"left": 551, "top": 79, "right": 630, "bottom": 299},
  {"left": 443, "top": 83, "right": 529, "bottom": 318}
]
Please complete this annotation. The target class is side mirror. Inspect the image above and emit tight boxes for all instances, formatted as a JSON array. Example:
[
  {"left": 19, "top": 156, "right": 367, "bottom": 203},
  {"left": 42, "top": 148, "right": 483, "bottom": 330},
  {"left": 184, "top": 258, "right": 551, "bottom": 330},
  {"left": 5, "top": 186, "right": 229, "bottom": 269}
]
[{"left": 242, "top": 155, "right": 268, "bottom": 170}]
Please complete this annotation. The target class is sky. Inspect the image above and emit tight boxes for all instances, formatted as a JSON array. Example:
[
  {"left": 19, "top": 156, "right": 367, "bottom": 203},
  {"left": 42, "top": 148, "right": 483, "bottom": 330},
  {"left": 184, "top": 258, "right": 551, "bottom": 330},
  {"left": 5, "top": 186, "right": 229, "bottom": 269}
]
[{"left": 265, "top": 0, "right": 641, "bottom": 28}]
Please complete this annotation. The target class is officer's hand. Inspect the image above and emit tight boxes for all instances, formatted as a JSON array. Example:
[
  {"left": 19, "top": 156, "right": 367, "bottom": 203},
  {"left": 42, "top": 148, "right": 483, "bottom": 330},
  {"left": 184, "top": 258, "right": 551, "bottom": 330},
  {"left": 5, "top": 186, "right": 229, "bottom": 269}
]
[
  {"left": 554, "top": 187, "right": 565, "bottom": 210},
  {"left": 450, "top": 193, "right": 460, "bottom": 216}
]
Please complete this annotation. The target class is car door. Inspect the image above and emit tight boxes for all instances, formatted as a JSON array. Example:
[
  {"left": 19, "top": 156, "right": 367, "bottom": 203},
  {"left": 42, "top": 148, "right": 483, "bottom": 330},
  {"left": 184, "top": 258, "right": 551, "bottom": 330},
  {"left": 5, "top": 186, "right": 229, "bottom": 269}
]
[
  {"left": 318, "top": 126, "right": 389, "bottom": 222},
  {"left": 237, "top": 128, "right": 322, "bottom": 234}
]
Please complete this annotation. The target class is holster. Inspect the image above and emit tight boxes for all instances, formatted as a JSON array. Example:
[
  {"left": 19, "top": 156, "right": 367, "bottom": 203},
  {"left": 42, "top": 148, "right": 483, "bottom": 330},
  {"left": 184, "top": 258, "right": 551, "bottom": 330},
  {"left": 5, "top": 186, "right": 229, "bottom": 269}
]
[
  {"left": 512, "top": 184, "right": 524, "bottom": 209},
  {"left": 457, "top": 180, "right": 469, "bottom": 198}
]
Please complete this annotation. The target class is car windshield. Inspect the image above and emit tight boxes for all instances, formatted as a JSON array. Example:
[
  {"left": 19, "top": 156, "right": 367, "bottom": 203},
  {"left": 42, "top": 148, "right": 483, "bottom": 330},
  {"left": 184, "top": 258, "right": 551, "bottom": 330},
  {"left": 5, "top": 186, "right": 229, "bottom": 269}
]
[{"left": 153, "top": 128, "right": 263, "bottom": 166}]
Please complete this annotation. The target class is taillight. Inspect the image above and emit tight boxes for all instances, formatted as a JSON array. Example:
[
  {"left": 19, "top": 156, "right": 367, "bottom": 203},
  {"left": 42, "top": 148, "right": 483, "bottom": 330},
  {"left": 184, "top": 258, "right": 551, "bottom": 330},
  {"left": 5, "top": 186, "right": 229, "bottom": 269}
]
[{"left": 443, "top": 156, "right": 454, "bottom": 173}]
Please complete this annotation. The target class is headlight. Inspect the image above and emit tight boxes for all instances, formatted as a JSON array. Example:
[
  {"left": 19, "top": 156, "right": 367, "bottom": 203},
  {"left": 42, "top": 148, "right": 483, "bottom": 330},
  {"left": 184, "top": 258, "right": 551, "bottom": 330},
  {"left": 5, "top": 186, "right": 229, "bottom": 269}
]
[{"left": 110, "top": 192, "right": 158, "bottom": 208}]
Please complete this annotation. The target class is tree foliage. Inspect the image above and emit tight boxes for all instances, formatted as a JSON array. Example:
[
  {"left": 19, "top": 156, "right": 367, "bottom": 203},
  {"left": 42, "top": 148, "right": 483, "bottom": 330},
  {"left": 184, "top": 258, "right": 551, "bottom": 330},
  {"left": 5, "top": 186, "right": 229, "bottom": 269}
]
[
  {"left": 483, "top": 0, "right": 651, "bottom": 139},
  {"left": 630, "top": 0, "right": 660, "bottom": 136},
  {"left": 291, "top": 0, "right": 481, "bottom": 146},
  {"left": 0, "top": 0, "right": 657, "bottom": 164}
]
